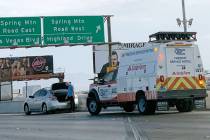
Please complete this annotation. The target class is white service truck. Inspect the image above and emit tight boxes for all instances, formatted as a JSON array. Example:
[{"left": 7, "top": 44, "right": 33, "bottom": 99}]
[{"left": 87, "top": 32, "right": 207, "bottom": 115}]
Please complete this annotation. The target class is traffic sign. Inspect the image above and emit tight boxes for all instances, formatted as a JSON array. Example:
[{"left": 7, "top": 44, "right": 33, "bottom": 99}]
[
  {"left": 0, "top": 17, "right": 41, "bottom": 47},
  {"left": 43, "top": 16, "right": 105, "bottom": 45}
]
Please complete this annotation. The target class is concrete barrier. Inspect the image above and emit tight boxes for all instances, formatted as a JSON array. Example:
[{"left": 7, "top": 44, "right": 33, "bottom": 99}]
[
  {"left": 206, "top": 91, "right": 210, "bottom": 109},
  {"left": 0, "top": 101, "right": 24, "bottom": 113}
]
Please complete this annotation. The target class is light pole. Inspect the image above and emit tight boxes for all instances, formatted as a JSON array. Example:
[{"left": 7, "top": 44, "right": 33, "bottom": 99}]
[
  {"left": 176, "top": 0, "right": 193, "bottom": 32},
  {"left": 25, "top": 81, "right": 28, "bottom": 98},
  {"left": 9, "top": 54, "right": 13, "bottom": 101},
  {"left": 182, "top": 0, "right": 187, "bottom": 32}
]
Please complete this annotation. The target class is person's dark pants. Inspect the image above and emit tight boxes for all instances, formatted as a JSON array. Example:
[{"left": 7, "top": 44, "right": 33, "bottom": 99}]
[{"left": 67, "top": 96, "right": 75, "bottom": 112}]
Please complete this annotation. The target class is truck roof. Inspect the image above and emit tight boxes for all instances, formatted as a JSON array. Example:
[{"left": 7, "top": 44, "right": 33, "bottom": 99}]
[{"left": 149, "top": 32, "right": 197, "bottom": 43}]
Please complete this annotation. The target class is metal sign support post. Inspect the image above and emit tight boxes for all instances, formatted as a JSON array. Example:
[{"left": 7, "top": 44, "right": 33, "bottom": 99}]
[
  {"left": 10, "top": 56, "right": 13, "bottom": 101},
  {"left": 25, "top": 82, "right": 28, "bottom": 98},
  {"left": 10, "top": 81, "right": 13, "bottom": 101},
  {"left": 106, "top": 16, "right": 112, "bottom": 66},
  {"left": 92, "top": 45, "right": 96, "bottom": 74},
  {"left": 0, "top": 83, "right": 1, "bottom": 101}
]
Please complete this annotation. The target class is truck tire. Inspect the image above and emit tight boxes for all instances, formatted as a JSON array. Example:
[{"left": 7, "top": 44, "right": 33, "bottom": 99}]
[
  {"left": 87, "top": 97, "right": 101, "bottom": 115},
  {"left": 176, "top": 99, "right": 193, "bottom": 112},
  {"left": 137, "top": 95, "right": 148, "bottom": 115},
  {"left": 147, "top": 101, "right": 157, "bottom": 114},
  {"left": 123, "top": 103, "right": 136, "bottom": 112},
  {"left": 137, "top": 95, "right": 156, "bottom": 115}
]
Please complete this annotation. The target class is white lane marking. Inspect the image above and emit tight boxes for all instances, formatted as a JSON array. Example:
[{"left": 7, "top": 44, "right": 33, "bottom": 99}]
[
  {"left": 0, "top": 113, "right": 22, "bottom": 116},
  {"left": 205, "top": 136, "right": 210, "bottom": 139},
  {"left": 128, "top": 117, "right": 142, "bottom": 140}
]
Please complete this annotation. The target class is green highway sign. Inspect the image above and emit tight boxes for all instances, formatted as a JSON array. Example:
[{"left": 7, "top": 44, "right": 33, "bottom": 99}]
[
  {"left": 43, "top": 16, "right": 105, "bottom": 45},
  {"left": 0, "top": 16, "right": 107, "bottom": 48},
  {"left": 0, "top": 17, "right": 41, "bottom": 47}
]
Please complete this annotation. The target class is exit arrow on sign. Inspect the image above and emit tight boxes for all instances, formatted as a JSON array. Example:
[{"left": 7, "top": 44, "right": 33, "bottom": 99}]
[{"left": 96, "top": 25, "right": 101, "bottom": 33}]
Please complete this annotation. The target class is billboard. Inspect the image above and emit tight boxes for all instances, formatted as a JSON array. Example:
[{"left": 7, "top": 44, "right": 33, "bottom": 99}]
[
  {"left": 0, "top": 55, "right": 53, "bottom": 82},
  {"left": 94, "top": 43, "right": 146, "bottom": 81},
  {"left": 94, "top": 43, "right": 146, "bottom": 73}
]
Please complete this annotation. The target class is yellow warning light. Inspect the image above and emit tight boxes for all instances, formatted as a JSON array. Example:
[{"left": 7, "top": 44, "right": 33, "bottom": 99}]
[
  {"left": 154, "top": 47, "right": 158, "bottom": 52},
  {"left": 167, "top": 44, "right": 192, "bottom": 47},
  {"left": 199, "top": 80, "right": 204, "bottom": 85}
]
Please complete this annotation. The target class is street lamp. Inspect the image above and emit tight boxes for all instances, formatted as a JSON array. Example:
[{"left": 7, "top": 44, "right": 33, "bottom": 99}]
[
  {"left": 176, "top": 0, "right": 193, "bottom": 32},
  {"left": 25, "top": 81, "right": 28, "bottom": 98},
  {"left": 9, "top": 54, "right": 13, "bottom": 101}
]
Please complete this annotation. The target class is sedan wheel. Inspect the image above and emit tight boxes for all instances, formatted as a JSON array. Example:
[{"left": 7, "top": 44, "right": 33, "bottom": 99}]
[
  {"left": 42, "top": 104, "right": 48, "bottom": 114},
  {"left": 24, "top": 104, "right": 31, "bottom": 115}
]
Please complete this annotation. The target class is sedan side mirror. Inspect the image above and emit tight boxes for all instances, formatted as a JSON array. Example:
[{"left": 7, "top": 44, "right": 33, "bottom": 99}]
[{"left": 29, "top": 96, "right": 34, "bottom": 99}]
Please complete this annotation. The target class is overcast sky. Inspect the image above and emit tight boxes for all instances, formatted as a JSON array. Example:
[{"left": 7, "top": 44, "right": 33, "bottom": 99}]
[{"left": 0, "top": 0, "right": 210, "bottom": 91}]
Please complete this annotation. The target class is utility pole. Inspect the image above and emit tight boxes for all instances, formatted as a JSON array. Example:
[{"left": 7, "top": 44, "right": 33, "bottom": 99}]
[
  {"left": 9, "top": 55, "right": 13, "bottom": 101},
  {"left": 176, "top": 0, "right": 193, "bottom": 32},
  {"left": 25, "top": 82, "right": 28, "bottom": 98},
  {"left": 182, "top": 0, "right": 187, "bottom": 32},
  {"left": 106, "top": 16, "right": 112, "bottom": 67}
]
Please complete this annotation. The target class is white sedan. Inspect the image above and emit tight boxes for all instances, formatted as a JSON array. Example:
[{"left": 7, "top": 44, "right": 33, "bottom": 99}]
[{"left": 24, "top": 88, "right": 78, "bottom": 115}]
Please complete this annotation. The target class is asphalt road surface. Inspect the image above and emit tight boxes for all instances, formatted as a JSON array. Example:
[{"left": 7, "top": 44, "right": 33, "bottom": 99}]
[{"left": 0, "top": 110, "right": 210, "bottom": 140}]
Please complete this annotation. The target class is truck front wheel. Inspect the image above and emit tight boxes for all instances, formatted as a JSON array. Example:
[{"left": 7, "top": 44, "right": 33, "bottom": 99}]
[{"left": 87, "top": 97, "right": 101, "bottom": 115}]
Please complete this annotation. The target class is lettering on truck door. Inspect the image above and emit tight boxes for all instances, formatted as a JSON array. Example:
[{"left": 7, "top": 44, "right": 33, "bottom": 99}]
[
  {"left": 98, "top": 83, "right": 117, "bottom": 101},
  {"left": 165, "top": 47, "right": 195, "bottom": 90},
  {"left": 166, "top": 47, "right": 194, "bottom": 77}
]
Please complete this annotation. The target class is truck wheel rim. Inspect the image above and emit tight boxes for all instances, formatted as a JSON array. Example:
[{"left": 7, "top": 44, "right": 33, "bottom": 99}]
[
  {"left": 139, "top": 98, "right": 146, "bottom": 112},
  {"left": 89, "top": 100, "right": 97, "bottom": 112}
]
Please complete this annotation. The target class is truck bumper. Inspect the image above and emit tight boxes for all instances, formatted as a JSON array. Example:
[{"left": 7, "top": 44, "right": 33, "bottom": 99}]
[{"left": 157, "top": 89, "right": 207, "bottom": 100}]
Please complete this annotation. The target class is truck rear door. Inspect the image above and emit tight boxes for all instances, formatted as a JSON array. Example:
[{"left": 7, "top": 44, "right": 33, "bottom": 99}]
[{"left": 165, "top": 46, "right": 195, "bottom": 90}]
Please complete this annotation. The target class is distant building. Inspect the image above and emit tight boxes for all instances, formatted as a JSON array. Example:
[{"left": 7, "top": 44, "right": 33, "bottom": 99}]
[
  {"left": 206, "top": 77, "right": 210, "bottom": 90},
  {"left": 0, "top": 82, "right": 12, "bottom": 101},
  {"left": 205, "top": 71, "right": 210, "bottom": 90},
  {"left": 22, "top": 85, "right": 41, "bottom": 97}
]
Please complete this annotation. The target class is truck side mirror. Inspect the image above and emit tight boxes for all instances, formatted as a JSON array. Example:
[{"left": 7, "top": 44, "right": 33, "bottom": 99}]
[{"left": 99, "top": 79, "right": 105, "bottom": 84}]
